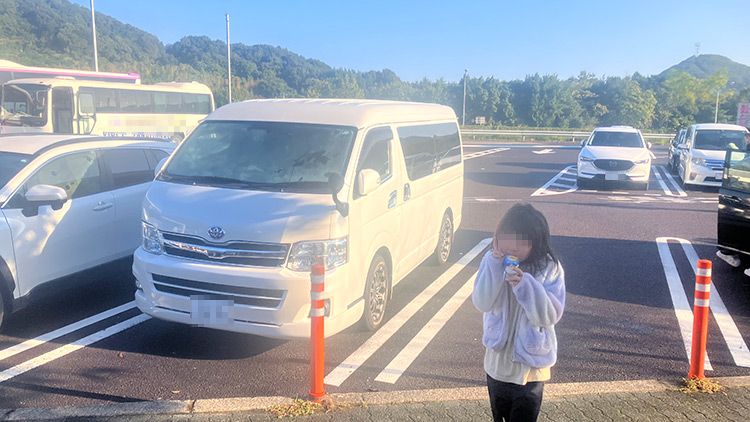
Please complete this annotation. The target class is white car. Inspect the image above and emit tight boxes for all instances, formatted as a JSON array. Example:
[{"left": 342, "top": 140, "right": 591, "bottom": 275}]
[
  {"left": 678, "top": 123, "right": 748, "bottom": 187},
  {"left": 577, "top": 126, "right": 652, "bottom": 190},
  {"left": 0, "top": 134, "right": 175, "bottom": 328}
]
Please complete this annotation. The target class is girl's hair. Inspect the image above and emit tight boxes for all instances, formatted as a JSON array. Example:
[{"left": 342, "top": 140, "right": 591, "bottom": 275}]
[{"left": 495, "top": 203, "right": 556, "bottom": 275}]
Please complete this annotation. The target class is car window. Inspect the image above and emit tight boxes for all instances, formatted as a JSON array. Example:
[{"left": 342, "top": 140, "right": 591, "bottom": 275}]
[
  {"left": 588, "top": 131, "right": 643, "bottom": 148},
  {"left": 145, "top": 149, "right": 169, "bottom": 169},
  {"left": 357, "top": 127, "right": 392, "bottom": 181},
  {"left": 725, "top": 151, "right": 750, "bottom": 192},
  {"left": 15, "top": 150, "right": 103, "bottom": 202},
  {"left": 694, "top": 130, "right": 746, "bottom": 151},
  {"left": 0, "top": 151, "right": 33, "bottom": 187},
  {"left": 102, "top": 148, "right": 153, "bottom": 189}
]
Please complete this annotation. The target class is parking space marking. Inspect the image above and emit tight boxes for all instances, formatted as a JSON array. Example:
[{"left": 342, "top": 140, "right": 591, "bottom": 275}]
[
  {"left": 656, "top": 237, "right": 712, "bottom": 370},
  {"left": 531, "top": 165, "right": 578, "bottom": 196},
  {"left": 653, "top": 165, "right": 687, "bottom": 197},
  {"left": 463, "top": 147, "right": 510, "bottom": 160},
  {"left": 375, "top": 270, "right": 478, "bottom": 384},
  {"left": 657, "top": 237, "right": 750, "bottom": 370},
  {"left": 324, "top": 238, "right": 491, "bottom": 387},
  {"left": 0, "top": 301, "right": 136, "bottom": 362},
  {"left": 0, "top": 314, "right": 150, "bottom": 384}
]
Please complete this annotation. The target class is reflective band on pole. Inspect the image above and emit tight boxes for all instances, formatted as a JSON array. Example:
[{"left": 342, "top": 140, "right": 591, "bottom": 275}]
[
  {"left": 695, "top": 283, "right": 711, "bottom": 293},
  {"left": 311, "top": 274, "right": 324, "bottom": 285},
  {"left": 694, "top": 298, "right": 710, "bottom": 308},
  {"left": 696, "top": 268, "right": 711, "bottom": 278},
  {"left": 311, "top": 291, "right": 325, "bottom": 301},
  {"left": 310, "top": 308, "right": 326, "bottom": 317}
]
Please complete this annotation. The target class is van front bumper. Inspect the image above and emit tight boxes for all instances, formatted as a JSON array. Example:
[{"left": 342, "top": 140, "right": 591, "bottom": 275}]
[
  {"left": 683, "top": 163, "right": 722, "bottom": 186},
  {"left": 133, "top": 247, "right": 357, "bottom": 339}
]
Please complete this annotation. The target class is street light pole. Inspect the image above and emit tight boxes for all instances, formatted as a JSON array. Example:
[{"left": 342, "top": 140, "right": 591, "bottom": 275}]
[
  {"left": 90, "top": 0, "right": 98, "bottom": 72},
  {"left": 462, "top": 69, "right": 468, "bottom": 126},
  {"left": 226, "top": 13, "right": 232, "bottom": 104},
  {"left": 715, "top": 89, "right": 720, "bottom": 124}
]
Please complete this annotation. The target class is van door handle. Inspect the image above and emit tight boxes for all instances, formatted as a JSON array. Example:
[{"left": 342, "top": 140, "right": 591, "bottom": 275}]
[
  {"left": 93, "top": 201, "right": 113, "bottom": 211},
  {"left": 404, "top": 183, "right": 411, "bottom": 201},
  {"left": 388, "top": 190, "right": 397, "bottom": 208}
]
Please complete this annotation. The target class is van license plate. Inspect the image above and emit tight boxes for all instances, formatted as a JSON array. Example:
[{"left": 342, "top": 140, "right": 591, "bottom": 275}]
[
  {"left": 190, "top": 297, "right": 234, "bottom": 326},
  {"left": 605, "top": 173, "right": 618, "bottom": 181}
]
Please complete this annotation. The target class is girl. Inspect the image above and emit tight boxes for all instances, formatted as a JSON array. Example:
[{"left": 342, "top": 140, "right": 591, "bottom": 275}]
[{"left": 472, "top": 203, "right": 565, "bottom": 422}]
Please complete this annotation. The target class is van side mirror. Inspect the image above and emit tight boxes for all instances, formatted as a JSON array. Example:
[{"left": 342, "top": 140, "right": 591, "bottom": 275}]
[
  {"left": 356, "top": 169, "right": 381, "bottom": 196},
  {"left": 23, "top": 184, "right": 68, "bottom": 217},
  {"left": 647, "top": 141, "right": 652, "bottom": 149},
  {"left": 327, "top": 173, "right": 348, "bottom": 217}
]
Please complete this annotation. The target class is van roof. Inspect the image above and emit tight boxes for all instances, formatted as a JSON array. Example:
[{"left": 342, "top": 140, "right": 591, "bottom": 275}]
[
  {"left": 691, "top": 123, "right": 748, "bottom": 131},
  {"left": 205, "top": 99, "right": 458, "bottom": 128}
]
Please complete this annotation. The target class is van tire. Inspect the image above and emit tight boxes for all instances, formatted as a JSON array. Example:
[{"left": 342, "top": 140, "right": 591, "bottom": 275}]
[
  {"left": 431, "top": 213, "right": 453, "bottom": 266},
  {"left": 360, "top": 254, "right": 389, "bottom": 331},
  {"left": 0, "top": 287, "right": 6, "bottom": 332}
]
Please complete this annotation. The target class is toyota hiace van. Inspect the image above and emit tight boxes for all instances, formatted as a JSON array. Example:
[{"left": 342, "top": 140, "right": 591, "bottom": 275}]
[{"left": 133, "top": 99, "right": 463, "bottom": 339}]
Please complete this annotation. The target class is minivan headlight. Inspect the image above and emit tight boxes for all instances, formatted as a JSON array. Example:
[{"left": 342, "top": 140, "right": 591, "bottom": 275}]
[
  {"left": 691, "top": 156, "right": 706, "bottom": 166},
  {"left": 287, "top": 238, "right": 348, "bottom": 272},
  {"left": 142, "top": 222, "right": 164, "bottom": 255}
]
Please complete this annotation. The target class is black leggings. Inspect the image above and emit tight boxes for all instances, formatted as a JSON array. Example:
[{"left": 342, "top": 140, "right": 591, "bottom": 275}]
[{"left": 486, "top": 374, "right": 544, "bottom": 422}]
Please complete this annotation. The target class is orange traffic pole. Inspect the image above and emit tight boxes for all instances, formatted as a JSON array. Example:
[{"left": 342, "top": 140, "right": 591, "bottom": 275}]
[
  {"left": 309, "top": 263, "right": 326, "bottom": 401},
  {"left": 688, "top": 259, "right": 712, "bottom": 380}
]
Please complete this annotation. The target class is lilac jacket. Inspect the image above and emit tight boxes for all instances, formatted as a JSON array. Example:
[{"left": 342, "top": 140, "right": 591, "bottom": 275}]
[{"left": 472, "top": 251, "right": 566, "bottom": 368}]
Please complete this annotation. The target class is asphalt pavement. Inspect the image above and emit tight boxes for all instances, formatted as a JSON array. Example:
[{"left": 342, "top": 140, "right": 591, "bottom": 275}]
[{"left": 3, "top": 375, "right": 749, "bottom": 421}]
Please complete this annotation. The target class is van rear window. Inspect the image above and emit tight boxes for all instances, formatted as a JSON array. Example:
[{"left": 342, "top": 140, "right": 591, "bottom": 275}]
[{"left": 161, "top": 121, "right": 357, "bottom": 193}]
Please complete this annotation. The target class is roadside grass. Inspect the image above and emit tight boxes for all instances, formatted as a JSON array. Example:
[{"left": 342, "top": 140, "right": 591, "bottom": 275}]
[{"left": 677, "top": 377, "right": 725, "bottom": 394}]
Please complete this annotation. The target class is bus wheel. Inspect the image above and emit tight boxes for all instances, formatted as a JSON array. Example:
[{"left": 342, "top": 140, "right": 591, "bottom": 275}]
[
  {"left": 361, "top": 254, "right": 389, "bottom": 331},
  {"left": 431, "top": 213, "right": 453, "bottom": 266}
]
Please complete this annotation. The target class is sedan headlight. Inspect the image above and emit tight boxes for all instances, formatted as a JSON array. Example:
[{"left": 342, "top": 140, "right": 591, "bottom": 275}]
[
  {"left": 287, "top": 238, "right": 348, "bottom": 272},
  {"left": 691, "top": 156, "right": 706, "bottom": 166},
  {"left": 142, "top": 222, "right": 164, "bottom": 255}
]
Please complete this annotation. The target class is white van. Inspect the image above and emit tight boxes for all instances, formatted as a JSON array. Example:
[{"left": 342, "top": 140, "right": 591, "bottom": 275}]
[
  {"left": 678, "top": 123, "right": 749, "bottom": 187},
  {"left": 133, "top": 99, "right": 463, "bottom": 339}
]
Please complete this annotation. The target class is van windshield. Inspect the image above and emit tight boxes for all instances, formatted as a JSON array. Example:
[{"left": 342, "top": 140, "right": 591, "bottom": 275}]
[
  {"left": 160, "top": 121, "right": 357, "bottom": 193},
  {"left": 694, "top": 130, "right": 747, "bottom": 151},
  {"left": 0, "top": 84, "right": 49, "bottom": 127}
]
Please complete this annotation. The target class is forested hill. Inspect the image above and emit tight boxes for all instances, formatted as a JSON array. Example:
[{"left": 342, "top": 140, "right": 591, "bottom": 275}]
[{"left": 2, "top": 0, "right": 750, "bottom": 132}]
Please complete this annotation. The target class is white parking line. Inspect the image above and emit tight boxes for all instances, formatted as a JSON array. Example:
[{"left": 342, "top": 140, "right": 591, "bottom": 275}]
[
  {"left": 0, "top": 314, "right": 150, "bottom": 383},
  {"left": 375, "top": 270, "right": 478, "bottom": 384},
  {"left": 657, "top": 237, "right": 750, "bottom": 369},
  {"left": 0, "top": 301, "right": 136, "bottom": 361},
  {"left": 652, "top": 166, "right": 687, "bottom": 197},
  {"left": 324, "top": 238, "right": 491, "bottom": 387},
  {"left": 531, "top": 165, "right": 578, "bottom": 197},
  {"left": 656, "top": 237, "right": 711, "bottom": 370},
  {"left": 463, "top": 147, "right": 510, "bottom": 160}
]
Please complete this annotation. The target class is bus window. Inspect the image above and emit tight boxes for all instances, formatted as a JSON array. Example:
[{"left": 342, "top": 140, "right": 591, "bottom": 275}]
[
  {"left": 51, "top": 87, "right": 74, "bottom": 134},
  {"left": 0, "top": 83, "right": 48, "bottom": 127}
]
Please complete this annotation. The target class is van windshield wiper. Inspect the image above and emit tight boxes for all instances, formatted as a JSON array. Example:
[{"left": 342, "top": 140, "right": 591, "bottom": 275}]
[{"left": 159, "top": 173, "right": 253, "bottom": 188}]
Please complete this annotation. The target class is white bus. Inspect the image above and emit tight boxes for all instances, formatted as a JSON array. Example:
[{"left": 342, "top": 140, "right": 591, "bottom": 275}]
[
  {"left": 0, "top": 59, "right": 140, "bottom": 84},
  {"left": 0, "top": 78, "right": 214, "bottom": 141}
]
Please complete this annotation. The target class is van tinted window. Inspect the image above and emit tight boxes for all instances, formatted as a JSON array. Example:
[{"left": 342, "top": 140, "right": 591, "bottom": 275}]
[
  {"left": 694, "top": 130, "right": 746, "bottom": 151},
  {"left": 398, "top": 122, "right": 461, "bottom": 181}
]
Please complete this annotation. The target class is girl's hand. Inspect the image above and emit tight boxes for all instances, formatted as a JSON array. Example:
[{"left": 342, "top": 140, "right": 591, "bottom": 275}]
[{"left": 505, "top": 265, "right": 523, "bottom": 287}]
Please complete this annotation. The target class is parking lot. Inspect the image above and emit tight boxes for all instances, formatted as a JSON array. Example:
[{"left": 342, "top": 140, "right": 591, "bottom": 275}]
[{"left": 1, "top": 142, "right": 748, "bottom": 409}]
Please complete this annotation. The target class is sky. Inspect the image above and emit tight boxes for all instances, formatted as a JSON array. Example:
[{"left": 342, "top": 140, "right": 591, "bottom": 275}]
[{"left": 70, "top": 0, "right": 749, "bottom": 83}]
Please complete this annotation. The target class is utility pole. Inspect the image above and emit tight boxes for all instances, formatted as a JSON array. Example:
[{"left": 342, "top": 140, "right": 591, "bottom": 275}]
[
  {"left": 462, "top": 69, "right": 468, "bottom": 126},
  {"left": 90, "top": 0, "right": 99, "bottom": 71},
  {"left": 226, "top": 13, "right": 232, "bottom": 104}
]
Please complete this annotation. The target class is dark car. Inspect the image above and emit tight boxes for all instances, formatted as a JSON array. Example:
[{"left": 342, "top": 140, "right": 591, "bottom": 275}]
[
  {"left": 718, "top": 150, "right": 750, "bottom": 269},
  {"left": 667, "top": 129, "right": 686, "bottom": 173}
]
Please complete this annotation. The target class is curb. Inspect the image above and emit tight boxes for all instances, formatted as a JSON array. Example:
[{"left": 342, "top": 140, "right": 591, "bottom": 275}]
[{"left": 3, "top": 376, "right": 750, "bottom": 421}]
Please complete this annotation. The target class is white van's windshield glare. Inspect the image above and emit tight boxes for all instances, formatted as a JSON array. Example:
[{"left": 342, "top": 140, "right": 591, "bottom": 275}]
[
  {"left": 693, "top": 130, "right": 747, "bottom": 151},
  {"left": 160, "top": 121, "right": 357, "bottom": 193}
]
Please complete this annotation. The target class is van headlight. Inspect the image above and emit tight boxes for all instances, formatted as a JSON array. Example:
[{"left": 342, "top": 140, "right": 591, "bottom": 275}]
[
  {"left": 142, "top": 222, "right": 164, "bottom": 254},
  {"left": 691, "top": 157, "right": 706, "bottom": 166},
  {"left": 287, "top": 238, "right": 348, "bottom": 272}
]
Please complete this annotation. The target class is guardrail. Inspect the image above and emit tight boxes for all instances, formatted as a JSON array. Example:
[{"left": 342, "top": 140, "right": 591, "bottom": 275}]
[{"left": 462, "top": 129, "right": 675, "bottom": 140}]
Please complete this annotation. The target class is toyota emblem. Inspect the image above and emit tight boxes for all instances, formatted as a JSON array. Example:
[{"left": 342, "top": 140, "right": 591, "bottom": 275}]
[{"left": 208, "top": 226, "right": 225, "bottom": 240}]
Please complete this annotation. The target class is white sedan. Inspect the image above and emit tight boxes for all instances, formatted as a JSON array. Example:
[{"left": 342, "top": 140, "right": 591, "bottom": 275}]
[{"left": 577, "top": 126, "right": 652, "bottom": 190}]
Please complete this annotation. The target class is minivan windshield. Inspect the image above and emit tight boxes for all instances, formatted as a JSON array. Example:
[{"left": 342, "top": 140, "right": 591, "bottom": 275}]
[
  {"left": 0, "top": 83, "right": 49, "bottom": 127},
  {"left": 694, "top": 129, "right": 747, "bottom": 151},
  {"left": 588, "top": 131, "right": 643, "bottom": 148},
  {"left": 160, "top": 121, "right": 357, "bottom": 193},
  {"left": 0, "top": 151, "right": 33, "bottom": 187}
]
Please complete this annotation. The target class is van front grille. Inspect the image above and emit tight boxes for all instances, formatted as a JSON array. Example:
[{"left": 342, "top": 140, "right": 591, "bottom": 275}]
[
  {"left": 151, "top": 274, "right": 285, "bottom": 308},
  {"left": 705, "top": 159, "right": 723, "bottom": 171},
  {"left": 162, "top": 232, "right": 289, "bottom": 267}
]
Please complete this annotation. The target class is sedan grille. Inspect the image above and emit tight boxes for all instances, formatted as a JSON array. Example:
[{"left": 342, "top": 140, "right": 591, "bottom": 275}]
[
  {"left": 593, "top": 159, "right": 634, "bottom": 171},
  {"left": 152, "top": 274, "right": 285, "bottom": 308},
  {"left": 162, "top": 232, "right": 289, "bottom": 267}
]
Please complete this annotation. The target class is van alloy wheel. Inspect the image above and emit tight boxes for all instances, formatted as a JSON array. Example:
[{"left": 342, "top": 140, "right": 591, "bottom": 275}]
[
  {"left": 362, "top": 255, "right": 388, "bottom": 331},
  {"left": 436, "top": 215, "right": 453, "bottom": 265}
]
